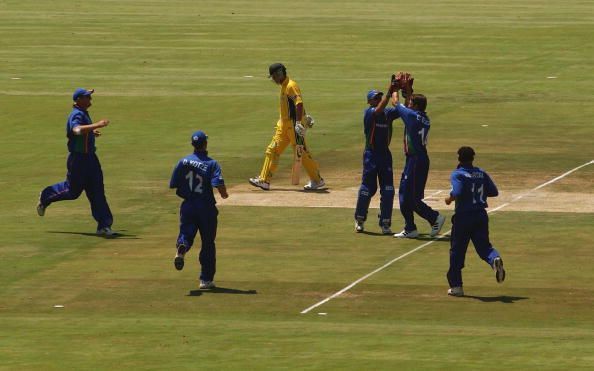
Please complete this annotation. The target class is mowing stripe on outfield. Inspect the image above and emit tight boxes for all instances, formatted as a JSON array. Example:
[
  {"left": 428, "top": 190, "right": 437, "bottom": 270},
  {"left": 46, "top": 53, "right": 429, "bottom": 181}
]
[{"left": 301, "top": 159, "right": 594, "bottom": 314}]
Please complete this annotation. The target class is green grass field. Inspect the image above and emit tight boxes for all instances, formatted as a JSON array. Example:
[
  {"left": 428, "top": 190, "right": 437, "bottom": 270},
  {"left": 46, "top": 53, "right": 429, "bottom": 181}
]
[{"left": 1, "top": 0, "right": 593, "bottom": 369}]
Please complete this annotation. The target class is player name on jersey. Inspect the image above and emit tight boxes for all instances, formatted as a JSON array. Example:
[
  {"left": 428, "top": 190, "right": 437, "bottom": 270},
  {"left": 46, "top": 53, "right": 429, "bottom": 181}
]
[{"left": 182, "top": 159, "right": 209, "bottom": 172}]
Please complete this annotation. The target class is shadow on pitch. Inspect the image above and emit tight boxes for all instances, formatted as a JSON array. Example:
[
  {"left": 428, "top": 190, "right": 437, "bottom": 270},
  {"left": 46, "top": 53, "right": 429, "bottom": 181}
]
[
  {"left": 464, "top": 295, "right": 529, "bottom": 303},
  {"left": 187, "top": 287, "right": 258, "bottom": 296},
  {"left": 47, "top": 230, "right": 139, "bottom": 239},
  {"left": 256, "top": 187, "right": 330, "bottom": 194}
]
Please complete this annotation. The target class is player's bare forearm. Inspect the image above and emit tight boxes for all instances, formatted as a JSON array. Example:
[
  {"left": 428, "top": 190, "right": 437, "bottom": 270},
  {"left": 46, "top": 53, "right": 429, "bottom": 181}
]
[
  {"left": 217, "top": 185, "right": 229, "bottom": 199},
  {"left": 73, "top": 119, "right": 109, "bottom": 135},
  {"left": 404, "top": 91, "right": 413, "bottom": 107},
  {"left": 445, "top": 195, "right": 455, "bottom": 205},
  {"left": 375, "top": 76, "right": 398, "bottom": 113},
  {"left": 391, "top": 90, "right": 400, "bottom": 106},
  {"left": 375, "top": 88, "right": 396, "bottom": 114}
]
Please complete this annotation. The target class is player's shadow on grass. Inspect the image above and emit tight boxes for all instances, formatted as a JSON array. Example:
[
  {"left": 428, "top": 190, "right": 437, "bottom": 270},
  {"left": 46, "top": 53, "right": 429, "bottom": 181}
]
[
  {"left": 357, "top": 232, "right": 450, "bottom": 240},
  {"left": 359, "top": 231, "right": 392, "bottom": 236},
  {"left": 464, "top": 295, "right": 528, "bottom": 303},
  {"left": 47, "top": 230, "right": 139, "bottom": 239},
  {"left": 187, "top": 287, "right": 257, "bottom": 296},
  {"left": 416, "top": 234, "right": 451, "bottom": 242}
]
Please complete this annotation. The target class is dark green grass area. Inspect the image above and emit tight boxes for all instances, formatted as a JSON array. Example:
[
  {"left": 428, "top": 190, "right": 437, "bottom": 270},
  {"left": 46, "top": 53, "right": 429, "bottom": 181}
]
[
  {"left": 1, "top": 0, "right": 593, "bottom": 188},
  {"left": 1, "top": 207, "right": 594, "bottom": 369},
  {"left": 1, "top": 0, "right": 594, "bottom": 369}
]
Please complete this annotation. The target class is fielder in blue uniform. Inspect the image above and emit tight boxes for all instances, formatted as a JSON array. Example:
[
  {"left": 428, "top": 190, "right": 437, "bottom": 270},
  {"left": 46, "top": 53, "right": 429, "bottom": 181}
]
[
  {"left": 391, "top": 81, "right": 445, "bottom": 238},
  {"left": 354, "top": 79, "right": 399, "bottom": 234},
  {"left": 444, "top": 146, "right": 505, "bottom": 297},
  {"left": 170, "top": 131, "right": 228, "bottom": 290},
  {"left": 37, "top": 88, "right": 114, "bottom": 236}
]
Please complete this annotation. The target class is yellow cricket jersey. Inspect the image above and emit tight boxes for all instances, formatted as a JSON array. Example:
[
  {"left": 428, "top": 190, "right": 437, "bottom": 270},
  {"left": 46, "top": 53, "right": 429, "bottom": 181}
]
[{"left": 279, "top": 77, "right": 303, "bottom": 124}]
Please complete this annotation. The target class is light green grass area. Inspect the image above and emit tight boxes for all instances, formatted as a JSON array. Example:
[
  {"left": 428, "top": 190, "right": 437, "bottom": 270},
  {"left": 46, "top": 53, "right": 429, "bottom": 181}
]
[{"left": 1, "top": 0, "right": 593, "bottom": 369}]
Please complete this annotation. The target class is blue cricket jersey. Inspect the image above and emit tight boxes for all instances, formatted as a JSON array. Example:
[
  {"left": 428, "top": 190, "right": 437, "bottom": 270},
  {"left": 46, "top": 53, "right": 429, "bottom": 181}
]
[
  {"left": 66, "top": 106, "right": 95, "bottom": 154},
  {"left": 169, "top": 151, "right": 224, "bottom": 206},
  {"left": 394, "top": 103, "right": 430, "bottom": 156},
  {"left": 450, "top": 166, "right": 498, "bottom": 213},
  {"left": 363, "top": 106, "right": 400, "bottom": 151}
]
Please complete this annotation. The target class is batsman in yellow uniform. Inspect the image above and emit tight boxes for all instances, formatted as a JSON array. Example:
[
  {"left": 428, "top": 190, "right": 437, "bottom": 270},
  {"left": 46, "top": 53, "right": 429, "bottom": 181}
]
[{"left": 249, "top": 63, "right": 325, "bottom": 190}]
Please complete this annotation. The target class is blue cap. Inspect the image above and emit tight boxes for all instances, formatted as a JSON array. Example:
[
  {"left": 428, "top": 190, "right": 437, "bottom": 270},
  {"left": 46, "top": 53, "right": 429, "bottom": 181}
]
[
  {"left": 367, "top": 90, "right": 383, "bottom": 101},
  {"left": 191, "top": 130, "right": 208, "bottom": 146},
  {"left": 73, "top": 88, "right": 94, "bottom": 101}
]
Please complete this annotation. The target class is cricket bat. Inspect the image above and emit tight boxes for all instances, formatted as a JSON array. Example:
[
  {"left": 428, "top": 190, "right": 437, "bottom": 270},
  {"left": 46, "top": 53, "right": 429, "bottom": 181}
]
[{"left": 291, "top": 136, "right": 304, "bottom": 185}]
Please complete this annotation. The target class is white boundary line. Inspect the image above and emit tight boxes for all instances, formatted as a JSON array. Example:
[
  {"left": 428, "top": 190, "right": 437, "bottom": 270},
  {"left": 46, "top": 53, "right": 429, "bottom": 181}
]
[{"left": 301, "top": 159, "right": 594, "bottom": 314}]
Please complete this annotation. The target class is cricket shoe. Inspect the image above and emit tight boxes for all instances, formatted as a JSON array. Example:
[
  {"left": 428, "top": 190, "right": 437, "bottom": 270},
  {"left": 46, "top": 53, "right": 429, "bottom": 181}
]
[
  {"left": 493, "top": 257, "right": 506, "bottom": 283},
  {"left": 96, "top": 227, "right": 115, "bottom": 237},
  {"left": 36, "top": 202, "right": 46, "bottom": 217},
  {"left": 199, "top": 280, "right": 216, "bottom": 290},
  {"left": 303, "top": 178, "right": 325, "bottom": 190},
  {"left": 355, "top": 220, "right": 364, "bottom": 233},
  {"left": 430, "top": 214, "right": 446, "bottom": 237},
  {"left": 447, "top": 287, "right": 464, "bottom": 297},
  {"left": 381, "top": 225, "right": 392, "bottom": 235},
  {"left": 249, "top": 177, "right": 270, "bottom": 191},
  {"left": 174, "top": 244, "right": 186, "bottom": 271},
  {"left": 393, "top": 229, "right": 419, "bottom": 239}
]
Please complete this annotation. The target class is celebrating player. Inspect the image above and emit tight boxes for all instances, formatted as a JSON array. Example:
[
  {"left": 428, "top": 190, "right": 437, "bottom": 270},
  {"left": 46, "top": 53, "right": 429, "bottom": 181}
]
[
  {"left": 249, "top": 63, "right": 325, "bottom": 191},
  {"left": 390, "top": 74, "right": 445, "bottom": 238},
  {"left": 354, "top": 77, "right": 400, "bottom": 234},
  {"left": 170, "top": 131, "right": 228, "bottom": 290},
  {"left": 37, "top": 88, "right": 114, "bottom": 236},
  {"left": 444, "top": 146, "right": 505, "bottom": 296}
]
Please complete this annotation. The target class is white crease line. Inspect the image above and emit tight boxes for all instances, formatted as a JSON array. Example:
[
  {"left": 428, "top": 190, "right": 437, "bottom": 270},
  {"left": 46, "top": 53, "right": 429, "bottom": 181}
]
[
  {"left": 422, "top": 189, "right": 444, "bottom": 202},
  {"left": 301, "top": 159, "right": 594, "bottom": 314}
]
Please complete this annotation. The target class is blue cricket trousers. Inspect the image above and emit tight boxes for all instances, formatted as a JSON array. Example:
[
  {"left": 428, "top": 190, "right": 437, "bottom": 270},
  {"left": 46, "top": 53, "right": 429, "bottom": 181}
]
[
  {"left": 447, "top": 209, "right": 500, "bottom": 288},
  {"left": 40, "top": 152, "right": 113, "bottom": 229},
  {"left": 177, "top": 200, "right": 218, "bottom": 282},
  {"left": 398, "top": 154, "right": 438, "bottom": 232},
  {"left": 355, "top": 150, "right": 395, "bottom": 226}
]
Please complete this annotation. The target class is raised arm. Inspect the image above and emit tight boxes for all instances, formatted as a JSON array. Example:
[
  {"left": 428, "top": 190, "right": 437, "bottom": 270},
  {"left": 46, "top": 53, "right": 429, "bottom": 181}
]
[{"left": 374, "top": 75, "right": 398, "bottom": 114}]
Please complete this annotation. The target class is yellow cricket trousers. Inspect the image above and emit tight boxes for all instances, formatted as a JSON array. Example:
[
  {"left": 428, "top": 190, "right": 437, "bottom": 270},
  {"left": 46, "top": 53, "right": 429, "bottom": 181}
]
[{"left": 259, "top": 120, "right": 321, "bottom": 183}]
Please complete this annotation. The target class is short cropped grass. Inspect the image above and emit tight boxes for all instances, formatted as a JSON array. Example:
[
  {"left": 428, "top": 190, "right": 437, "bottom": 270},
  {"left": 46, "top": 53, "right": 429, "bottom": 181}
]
[
  {"left": 1, "top": 0, "right": 593, "bottom": 369},
  {"left": 1, "top": 208, "right": 594, "bottom": 369}
]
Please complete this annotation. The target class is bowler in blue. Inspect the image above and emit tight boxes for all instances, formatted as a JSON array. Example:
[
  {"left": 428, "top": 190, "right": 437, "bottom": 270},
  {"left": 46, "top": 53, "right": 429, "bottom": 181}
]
[
  {"left": 37, "top": 88, "right": 114, "bottom": 236},
  {"left": 444, "top": 146, "right": 506, "bottom": 297},
  {"left": 391, "top": 89, "right": 445, "bottom": 239},
  {"left": 170, "top": 131, "right": 228, "bottom": 290}
]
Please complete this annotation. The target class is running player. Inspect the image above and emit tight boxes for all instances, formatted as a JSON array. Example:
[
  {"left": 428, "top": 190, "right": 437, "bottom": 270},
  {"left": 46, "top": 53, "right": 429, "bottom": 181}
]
[
  {"left": 249, "top": 63, "right": 324, "bottom": 190},
  {"left": 170, "top": 131, "right": 228, "bottom": 290},
  {"left": 37, "top": 88, "right": 114, "bottom": 236},
  {"left": 445, "top": 146, "right": 505, "bottom": 296}
]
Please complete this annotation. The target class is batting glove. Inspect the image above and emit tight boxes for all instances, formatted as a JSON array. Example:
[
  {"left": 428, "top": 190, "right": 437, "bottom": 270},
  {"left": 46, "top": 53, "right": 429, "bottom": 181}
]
[
  {"left": 295, "top": 122, "right": 307, "bottom": 136},
  {"left": 305, "top": 114, "right": 315, "bottom": 128}
]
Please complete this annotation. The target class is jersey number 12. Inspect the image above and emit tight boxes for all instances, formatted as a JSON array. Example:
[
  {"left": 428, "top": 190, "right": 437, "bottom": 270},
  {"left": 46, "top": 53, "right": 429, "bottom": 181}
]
[{"left": 185, "top": 171, "right": 204, "bottom": 194}]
